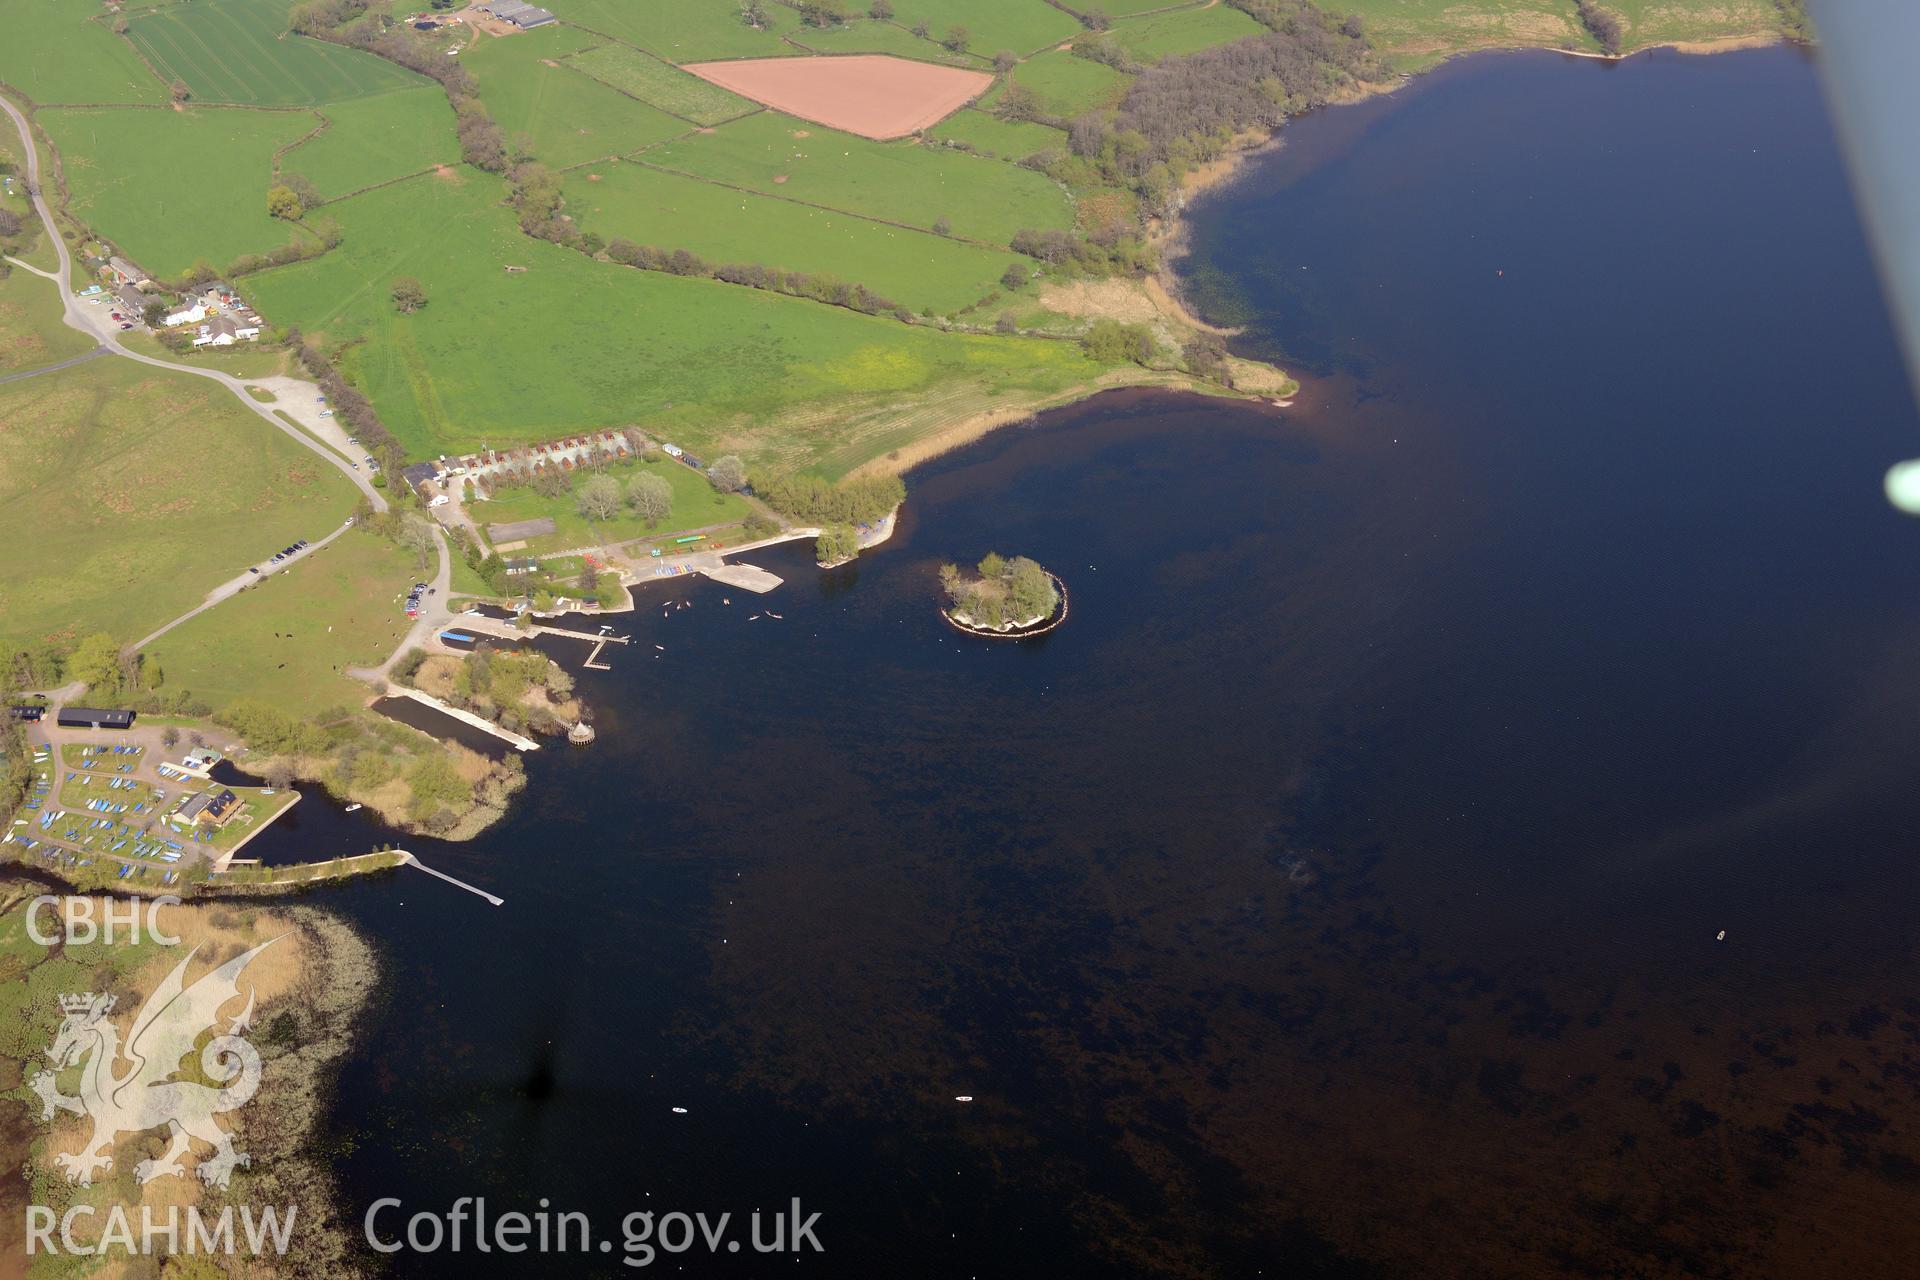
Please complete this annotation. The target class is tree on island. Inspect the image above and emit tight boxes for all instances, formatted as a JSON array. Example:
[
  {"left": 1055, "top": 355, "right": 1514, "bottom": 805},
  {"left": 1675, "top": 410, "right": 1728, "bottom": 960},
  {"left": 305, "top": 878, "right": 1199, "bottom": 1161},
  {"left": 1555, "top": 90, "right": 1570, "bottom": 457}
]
[
  {"left": 941, "top": 553, "right": 1058, "bottom": 630},
  {"left": 392, "top": 277, "right": 428, "bottom": 313},
  {"left": 817, "top": 523, "right": 859, "bottom": 566},
  {"left": 627, "top": 473, "right": 673, "bottom": 527}
]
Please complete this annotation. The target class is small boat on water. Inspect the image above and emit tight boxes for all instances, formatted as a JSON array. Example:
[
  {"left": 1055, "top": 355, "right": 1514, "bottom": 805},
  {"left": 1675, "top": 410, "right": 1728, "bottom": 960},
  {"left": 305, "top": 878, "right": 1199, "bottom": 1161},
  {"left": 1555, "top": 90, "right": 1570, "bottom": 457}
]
[
  {"left": 345, "top": 803, "right": 362, "bottom": 813},
  {"left": 765, "top": 611, "right": 783, "bottom": 619}
]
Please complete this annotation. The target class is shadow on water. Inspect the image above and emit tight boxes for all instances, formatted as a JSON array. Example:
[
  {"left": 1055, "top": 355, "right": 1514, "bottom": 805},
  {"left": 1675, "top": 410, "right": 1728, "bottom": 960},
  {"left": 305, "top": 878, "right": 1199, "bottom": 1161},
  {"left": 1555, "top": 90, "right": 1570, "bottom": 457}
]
[{"left": 239, "top": 45, "right": 1920, "bottom": 1279}]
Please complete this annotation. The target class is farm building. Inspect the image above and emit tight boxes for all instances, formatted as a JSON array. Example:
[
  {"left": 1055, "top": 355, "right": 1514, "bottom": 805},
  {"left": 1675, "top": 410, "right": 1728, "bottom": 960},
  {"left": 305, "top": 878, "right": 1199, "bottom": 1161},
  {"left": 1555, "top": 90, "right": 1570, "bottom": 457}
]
[
  {"left": 9, "top": 705, "right": 45, "bottom": 722},
  {"left": 402, "top": 461, "right": 445, "bottom": 495},
  {"left": 481, "top": 0, "right": 556, "bottom": 27},
  {"left": 57, "top": 707, "right": 136, "bottom": 730},
  {"left": 105, "top": 255, "right": 150, "bottom": 288}
]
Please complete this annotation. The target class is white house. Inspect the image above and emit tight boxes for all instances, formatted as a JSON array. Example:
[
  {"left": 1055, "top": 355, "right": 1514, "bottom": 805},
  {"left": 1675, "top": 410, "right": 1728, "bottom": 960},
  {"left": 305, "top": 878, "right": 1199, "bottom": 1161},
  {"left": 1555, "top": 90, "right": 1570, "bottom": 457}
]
[
  {"left": 191, "top": 314, "right": 262, "bottom": 347},
  {"left": 164, "top": 298, "right": 208, "bottom": 326}
]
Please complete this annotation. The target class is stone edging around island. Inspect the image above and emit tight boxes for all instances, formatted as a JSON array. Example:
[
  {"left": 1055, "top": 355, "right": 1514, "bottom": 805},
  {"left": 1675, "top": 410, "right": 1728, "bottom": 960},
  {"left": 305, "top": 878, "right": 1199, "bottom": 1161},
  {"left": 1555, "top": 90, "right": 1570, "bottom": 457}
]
[{"left": 942, "top": 573, "right": 1070, "bottom": 640}]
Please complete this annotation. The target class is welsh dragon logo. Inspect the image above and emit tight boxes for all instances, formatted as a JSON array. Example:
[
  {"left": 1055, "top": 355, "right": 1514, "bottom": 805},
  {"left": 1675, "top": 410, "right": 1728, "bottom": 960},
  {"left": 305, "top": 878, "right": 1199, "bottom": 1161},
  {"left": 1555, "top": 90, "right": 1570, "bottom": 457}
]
[{"left": 31, "top": 938, "right": 280, "bottom": 1190}]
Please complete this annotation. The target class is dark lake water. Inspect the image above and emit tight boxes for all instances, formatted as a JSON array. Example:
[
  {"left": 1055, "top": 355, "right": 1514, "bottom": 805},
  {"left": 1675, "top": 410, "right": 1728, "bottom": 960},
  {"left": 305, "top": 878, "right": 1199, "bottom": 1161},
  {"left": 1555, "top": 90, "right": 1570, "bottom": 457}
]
[{"left": 260, "top": 46, "right": 1920, "bottom": 1278}]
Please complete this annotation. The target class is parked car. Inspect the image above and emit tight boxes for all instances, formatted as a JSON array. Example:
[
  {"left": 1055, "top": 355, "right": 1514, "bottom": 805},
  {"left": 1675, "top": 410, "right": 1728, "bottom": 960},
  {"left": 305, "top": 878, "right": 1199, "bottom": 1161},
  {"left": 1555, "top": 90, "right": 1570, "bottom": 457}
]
[
  {"left": 118, "top": 322, "right": 133, "bottom": 330},
  {"left": 248, "top": 567, "right": 260, "bottom": 574},
  {"left": 295, "top": 539, "right": 308, "bottom": 548},
  {"left": 319, "top": 410, "right": 334, "bottom": 418}
]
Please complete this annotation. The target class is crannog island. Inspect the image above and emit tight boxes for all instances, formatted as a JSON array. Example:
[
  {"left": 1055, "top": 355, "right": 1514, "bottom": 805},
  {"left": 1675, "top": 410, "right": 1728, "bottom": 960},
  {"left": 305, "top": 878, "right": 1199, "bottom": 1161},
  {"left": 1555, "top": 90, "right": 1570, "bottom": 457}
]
[
  {"left": 1, "top": 0, "right": 1810, "bottom": 875},
  {"left": 942, "top": 554, "right": 1065, "bottom": 634}
]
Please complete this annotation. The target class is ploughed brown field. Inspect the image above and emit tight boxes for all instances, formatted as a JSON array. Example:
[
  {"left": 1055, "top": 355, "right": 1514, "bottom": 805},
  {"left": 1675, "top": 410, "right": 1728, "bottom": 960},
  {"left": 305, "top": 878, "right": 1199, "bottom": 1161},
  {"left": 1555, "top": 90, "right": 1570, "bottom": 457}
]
[{"left": 682, "top": 54, "right": 992, "bottom": 140}]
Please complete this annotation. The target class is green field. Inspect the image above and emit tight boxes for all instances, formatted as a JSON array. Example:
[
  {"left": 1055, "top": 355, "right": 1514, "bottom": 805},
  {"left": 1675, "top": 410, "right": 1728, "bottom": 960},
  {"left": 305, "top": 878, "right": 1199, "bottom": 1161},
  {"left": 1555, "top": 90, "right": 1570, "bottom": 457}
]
[
  {"left": 643, "top": 111, "right": 1075, "bottom": 245},
  {"left": 43, "top": 106, "right": 321, "bottom": 279},
  {"left": 144, "top": 529, "right": 425, "bottom": 713},
  {"left": 280, "top": 86, "right": 458, "bottom": 199},
  {"left": 0, "top": 269, "right": 95, "bottom": 376},
  {"left": 1604, "top": 0, "right": 1780, "bottom": 46},
  {"left": 985, "top": 47, "right": 1131, "bottom": 117},
  {"left": 1321, "top": 0, "right": 1590, "bottom": 61},
  {"left": 784, "top": 18, "right": 992, "bottom": 66},
  {"left": 473, "top": 454, "right": 751, "bottom": 553},
  {"left": 126, "top": 0, "right": 425, "bottom": 105},
  {"left": 930, "top": 108, "right": 1067, "bottom": 159},
  {"left": 244, "top": 167, "right": 1099, "bottom": 466},
  {"left": 1109, "top": 4, "right": 1268, "bottom": 59},
  {"left": 564, "top": 41, "right": 757, "bottom": 125},
  {"left": 883, "top": 0, "right": 1082, "bottom": 58},
  {"left": 543, "top": 0, "right": 805, "bottom": 61},
  {"left": 464, "top": 29, "right": 692, "bottom": 167},
  {"left": 0, "top": 356, "right": 358, "bottom": 654},
  {"left": 1317, "top": 0, "right": 1783, "bottom": 67},
  {"left": 569, "top": 160, "right": 1020, "bottom": 312},
  {"left": 0, "top": 2, "right": 165, "bottom": 106}
]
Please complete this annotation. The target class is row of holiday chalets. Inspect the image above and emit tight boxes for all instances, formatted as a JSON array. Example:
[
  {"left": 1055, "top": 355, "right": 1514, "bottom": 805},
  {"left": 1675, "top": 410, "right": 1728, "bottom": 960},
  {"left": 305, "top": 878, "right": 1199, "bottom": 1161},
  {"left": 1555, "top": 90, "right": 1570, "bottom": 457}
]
[
  {"left": 400, "top": 427, "right": 713, "bottom": 499},
  {"left": 83, "top": 253, "right": 265, "bottom": 348}
]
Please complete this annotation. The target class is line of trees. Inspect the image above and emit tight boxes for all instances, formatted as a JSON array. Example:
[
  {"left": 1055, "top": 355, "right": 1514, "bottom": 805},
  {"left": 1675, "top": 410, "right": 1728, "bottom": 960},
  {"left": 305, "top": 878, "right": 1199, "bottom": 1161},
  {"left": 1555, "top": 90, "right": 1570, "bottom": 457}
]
[
  {"left": 603, "top": 238, "right": 914, "bottom": 321},
  {"left": 286, "top": 329, "right": 404, "bottom": 476},
  {"left": 754, "top": 472, "right": 904, "bottom": 526},
  {"left": 290, "top": 0, "right": 508, "bottom": 171},
  {"left": 1573, "top": 0, "right": 1625, "bottom": 56}
]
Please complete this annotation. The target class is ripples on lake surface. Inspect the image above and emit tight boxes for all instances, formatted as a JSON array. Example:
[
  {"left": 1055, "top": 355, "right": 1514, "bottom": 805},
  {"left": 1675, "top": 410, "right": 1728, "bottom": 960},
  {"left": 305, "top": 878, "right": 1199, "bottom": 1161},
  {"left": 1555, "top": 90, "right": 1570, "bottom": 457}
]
[{"left": 262, "top": 45, "right": 1920, "bottom": 1278}]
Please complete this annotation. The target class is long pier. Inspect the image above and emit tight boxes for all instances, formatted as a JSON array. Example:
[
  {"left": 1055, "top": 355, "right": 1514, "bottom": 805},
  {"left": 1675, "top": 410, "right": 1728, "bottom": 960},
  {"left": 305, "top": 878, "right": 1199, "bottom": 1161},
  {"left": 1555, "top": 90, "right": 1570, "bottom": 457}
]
[
  {"left": 389, "top": 687, "right": 540, "bottom": 751},
  {"left": 399, "top": 851, "right": 504, "bottom": 906}
]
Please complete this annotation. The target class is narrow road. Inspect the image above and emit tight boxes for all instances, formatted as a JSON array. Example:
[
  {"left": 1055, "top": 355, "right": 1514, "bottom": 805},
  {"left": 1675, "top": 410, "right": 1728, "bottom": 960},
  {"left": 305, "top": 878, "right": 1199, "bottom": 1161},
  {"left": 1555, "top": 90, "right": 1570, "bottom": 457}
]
[
  {"left": 0, "top": 91, "right": 388, "bottom": 515},
  {"left": 0, "top": 344, "right": 109, "bottom": 385},
  {"left": 348, "top": 530, "right": 455, "bottom": 684},
  {"left": 127, "top": 516, "right": 359, "bottom": 652}
]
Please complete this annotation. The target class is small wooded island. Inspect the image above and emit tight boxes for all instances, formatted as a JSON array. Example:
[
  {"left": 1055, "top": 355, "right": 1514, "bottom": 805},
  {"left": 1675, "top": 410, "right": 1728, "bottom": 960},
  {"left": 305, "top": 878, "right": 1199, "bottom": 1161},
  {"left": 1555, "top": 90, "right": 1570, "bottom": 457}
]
[{"left": 941, "top": 554, "right": 1065, "bottom": 635}]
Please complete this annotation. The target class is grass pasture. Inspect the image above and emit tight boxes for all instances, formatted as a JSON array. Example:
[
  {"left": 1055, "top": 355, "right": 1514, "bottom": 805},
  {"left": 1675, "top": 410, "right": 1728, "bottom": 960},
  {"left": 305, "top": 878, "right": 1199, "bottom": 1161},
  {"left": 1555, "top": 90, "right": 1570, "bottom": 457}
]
[
  {"left": 543, "top": 0, "right": 805, "bottom": 61},
  {"left": 42, "top": 106, "right": 320, "bottom": 279},
  {"left": 568, "top": 160, "right": 1021, "bottom": 312},
  {"left": 643, "top": 111, "right": 1074, "bottom": 245},
  {"left": 0, "top": 357, "right": 358, "bottom": 655},
  {"left": 0, "top": 2, "right": 165, "bottom": 105},
  {"left": 126, "top": 0, "right": 424, "bottom": 105},
  {"left": 0, "top": 269, "right": 95, "bottom": 377},
  {"left": 1101, "top": 0, "right": 1197, "bottom": 13},
  {"left": 1602, "top": 0, "right": 1781, "bottom": 48},
  {"left": 882, "top": 0, "right": 1082, "bottom": 58},
  {"left": 280, "top": 86, "right": 457, "bottom": 199},
  {"left": 985, "top": 48, "right": 1130, "bottom": 117},
  {"left": 1322, "top": 0, "right": 1590, "bottom": 62},
  {"left": 144, "top": 529, "right": 425, "bottom": 714},
  {"left": 1109, "top": 4, "right": 1268, "bottom": 60},
  {"left": 930, "top": 109, "right": 1066, "bottom": 160},
  {"left": 784, "top": 19, "right": 991, "bottom": 67},
  {"left": 563, "top": 41, "right": 756, "bottom": 126},
  {"left": 464, "top": 30, "right": 691, "bottom": 167},
  {"left": 242, "top": 167, "right": 1099, "bottom": 468}
]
